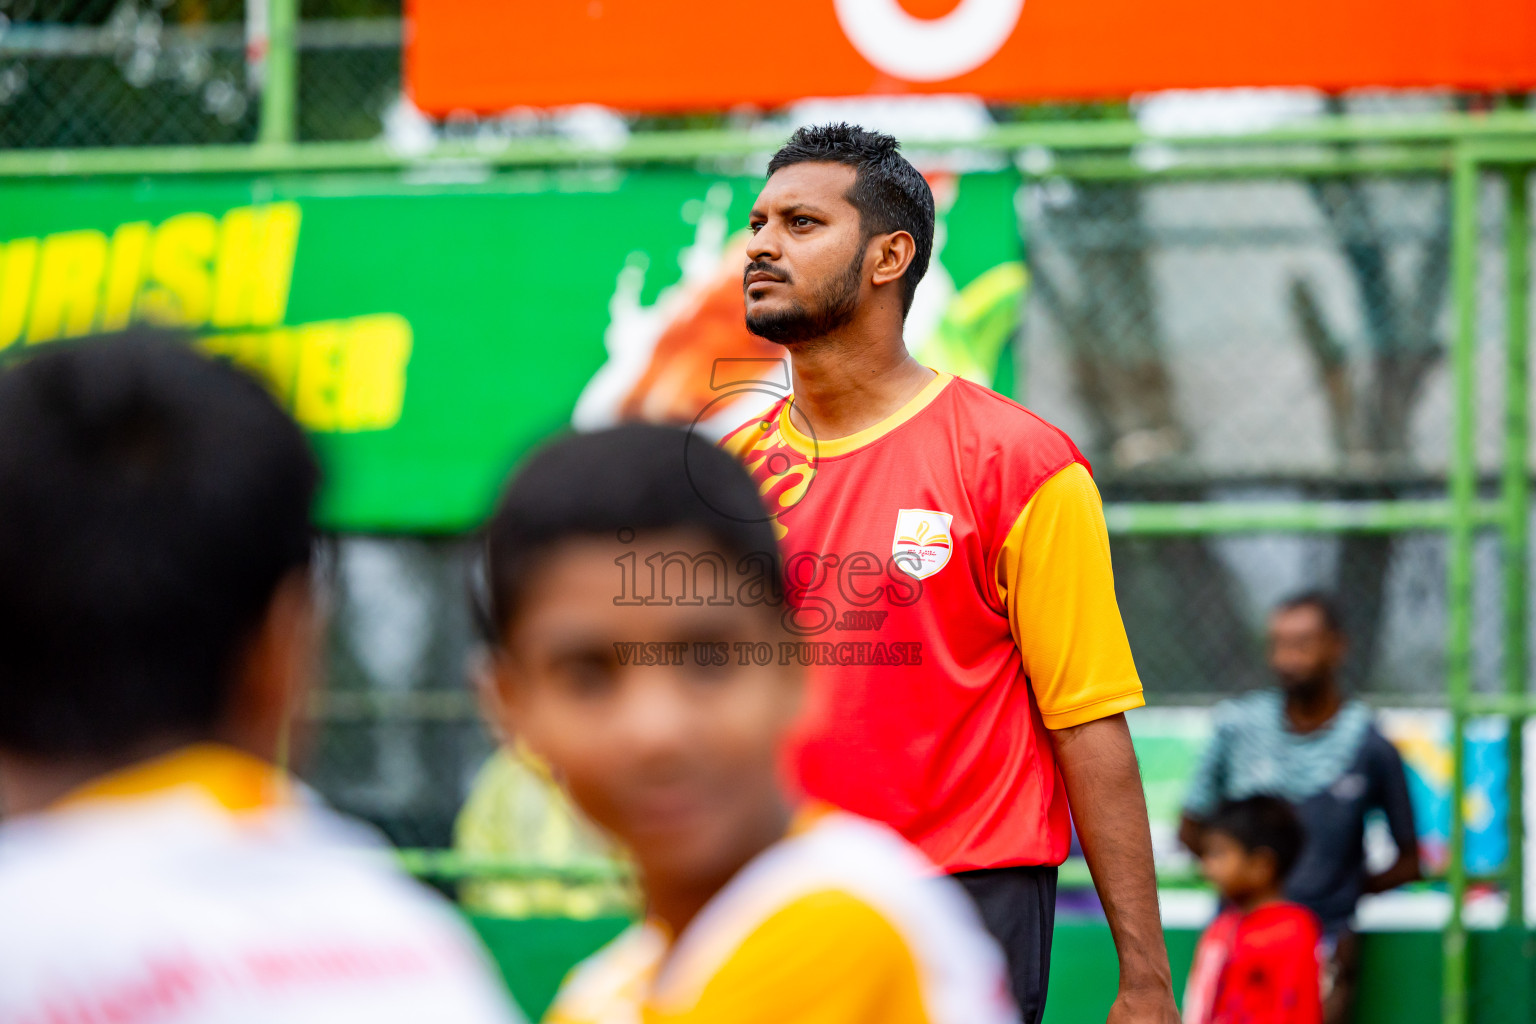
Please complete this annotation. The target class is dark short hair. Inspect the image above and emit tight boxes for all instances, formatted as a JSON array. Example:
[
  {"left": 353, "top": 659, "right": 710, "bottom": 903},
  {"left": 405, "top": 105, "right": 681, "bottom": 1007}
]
[
  {"left": 767, "top": 123, "right": 935, "bottom": 316},
  {"left": 1206, "top": 796, "right": 1306, "bottom": 881},
  {"left": 482, "top": 423, "right": 783, "bottom": 641},
  {"left": 0, "top": 333, "right": 319, "bottom": 760},
  {"left": 1275, "top": 589, "right": 1345, "bottom": 636}
]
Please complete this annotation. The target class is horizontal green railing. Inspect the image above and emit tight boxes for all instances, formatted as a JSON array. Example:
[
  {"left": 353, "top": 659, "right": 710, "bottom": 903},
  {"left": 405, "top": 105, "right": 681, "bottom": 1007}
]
[
  {"left": 1104, "top": 498, "right": 1505, "bottom": 536},
  {"left": 2, "top": 109, "right": 1536, "bottom": 179},
  {"left": 398, "top": 850, "right": 1506, "bottom": 898}
]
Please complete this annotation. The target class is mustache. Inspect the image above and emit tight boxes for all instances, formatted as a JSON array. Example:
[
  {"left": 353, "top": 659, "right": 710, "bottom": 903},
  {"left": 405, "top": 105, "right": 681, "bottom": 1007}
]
[{"left": 743, "top": 261, "right": 789, "bottom": 286}]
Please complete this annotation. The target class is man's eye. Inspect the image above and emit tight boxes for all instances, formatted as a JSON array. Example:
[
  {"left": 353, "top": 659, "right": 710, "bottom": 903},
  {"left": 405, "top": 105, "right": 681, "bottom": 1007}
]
[
  {"left": 749, "top": 221, "right": 765, "bottom": 233},
  {"left": 793, "top": 217, "right": 813, "bottom": 227}
]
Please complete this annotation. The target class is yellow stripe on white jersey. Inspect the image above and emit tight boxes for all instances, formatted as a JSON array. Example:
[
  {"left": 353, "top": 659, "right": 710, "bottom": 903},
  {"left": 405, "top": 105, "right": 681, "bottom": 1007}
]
[{"left": 546, "top": 808, "right": 1018, "bottom": 1024}]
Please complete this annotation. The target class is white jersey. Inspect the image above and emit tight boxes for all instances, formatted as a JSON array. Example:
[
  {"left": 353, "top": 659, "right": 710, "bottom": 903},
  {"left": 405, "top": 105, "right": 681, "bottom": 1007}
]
[{"left": 0, "top": 746, "right": 524, "bottom": 1024}]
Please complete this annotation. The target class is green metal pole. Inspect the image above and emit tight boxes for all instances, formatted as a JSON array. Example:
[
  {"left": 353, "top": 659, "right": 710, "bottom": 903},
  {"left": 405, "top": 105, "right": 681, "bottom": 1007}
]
[
  {"left": 257, "top": 0, "right": 298, "bottom": 147},
  {"left": 258, "top": 0, "right": 297, "bottom": 774},
  {"left": 1444, "top": 146, "right": 1479, "bottom": 1024},
  {"left": 1504, "top": 166, "right": 1530, "bottom": 933}
]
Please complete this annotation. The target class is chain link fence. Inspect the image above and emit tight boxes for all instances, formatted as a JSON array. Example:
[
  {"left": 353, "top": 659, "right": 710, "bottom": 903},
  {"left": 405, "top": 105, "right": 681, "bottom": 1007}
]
[
  {"left": 1021, "top": 171, "right": 1533, "bottom": 705},
  {"left": 0, "top": 0, "right": 400, "bottom": 148},
  {"left": 292, "top": 169, "right": 1533, "bottom": 856},
  {"left": 308, "top": 537, "right": 486, "bottom": 851},
  {"left": 2, "top": 12, "right": 1531, "bottom": 987}
]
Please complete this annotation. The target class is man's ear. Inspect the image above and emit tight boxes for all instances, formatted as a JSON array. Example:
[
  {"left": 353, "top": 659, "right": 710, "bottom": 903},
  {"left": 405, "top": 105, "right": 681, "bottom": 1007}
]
[
  {"left": 220, "top": 569, "right": 318, "bottom": 764},
  {"left": 870, "top": 231, "right": 917, "bottom": 289}
]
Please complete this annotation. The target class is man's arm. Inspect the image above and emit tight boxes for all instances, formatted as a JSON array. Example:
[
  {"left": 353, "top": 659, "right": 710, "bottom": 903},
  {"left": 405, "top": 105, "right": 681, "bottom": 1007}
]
[
  {"left": 1362, "top": 732, "right": 1422, "bottom": 895},
  {"left": 994, "top": 464, "right": 1177, "bottom": 1022},
  {"left": 1363, "top": 854, "right": 1421, "bottom": 895},
  {"left": 1054, "top": 713, "right": 1180, "bottom": 1024}
]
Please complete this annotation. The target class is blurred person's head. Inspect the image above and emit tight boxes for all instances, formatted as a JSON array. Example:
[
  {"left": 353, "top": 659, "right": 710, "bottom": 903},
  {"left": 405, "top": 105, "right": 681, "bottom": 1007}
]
[
  {"left": 480, "top": 424, "right": 800, "bottom": 908},
  {"left": 0, "top": 334, "right": 320, "bottom": 813},
  {"left": 1267, "top": 590, "right": 1346, "bottom": 697},
  {"left": 1198, "top": 795, "right": 1304, "bottom": 910},
  {"left": 745, "top": 123, "right": 934, "bottom": 344}
]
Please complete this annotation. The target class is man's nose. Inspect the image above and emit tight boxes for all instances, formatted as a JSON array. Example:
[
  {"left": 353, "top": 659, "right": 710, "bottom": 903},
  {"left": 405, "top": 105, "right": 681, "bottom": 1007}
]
[{"left": 747, "top": 225, "right": 781, "bottom": 263}]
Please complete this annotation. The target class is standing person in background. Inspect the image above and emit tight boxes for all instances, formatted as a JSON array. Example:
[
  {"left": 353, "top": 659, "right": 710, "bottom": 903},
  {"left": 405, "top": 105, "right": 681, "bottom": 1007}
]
[
  {"left": 0, "top": 335, "right": 523, "bottom": 1024},
  {"left": 722, "top": 123, "right": 1177, "bottom": 1024},
  {"left": 1183, "top": 797, "right": 1322, "bottom": 1024},
  {"left": 1180, "top": 591, "right": 1421, "bottom": 1024},
  {"left": 454, "top": 735, "right": 638, "bottom": 918}
]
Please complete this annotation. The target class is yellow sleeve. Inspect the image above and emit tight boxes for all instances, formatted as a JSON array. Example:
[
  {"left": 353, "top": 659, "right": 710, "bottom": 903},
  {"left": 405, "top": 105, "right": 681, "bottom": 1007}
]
[
  {"left": 996, "top": 462, "right": 1144, "bottom": 729},
  {"left": 668, "top": 890, "right": 931, "bottom": 1024}
]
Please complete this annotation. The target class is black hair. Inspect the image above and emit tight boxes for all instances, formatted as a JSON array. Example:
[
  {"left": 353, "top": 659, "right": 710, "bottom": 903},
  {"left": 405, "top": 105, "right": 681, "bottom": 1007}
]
[
  {"left": 0, "top": 332, "right": 319, "bottom": 760},
  {"left": 482, "top": 423, "right": 783, "bottom": 641},
  {"left": 1275, "top": 589, "right": 1345, "bottom": 636},
  {"left": 1205, "top": 796, "right": 1306, "bottom": 881},
  {"left": 767, "top": 123, "right": 935, "bottom": 316}
]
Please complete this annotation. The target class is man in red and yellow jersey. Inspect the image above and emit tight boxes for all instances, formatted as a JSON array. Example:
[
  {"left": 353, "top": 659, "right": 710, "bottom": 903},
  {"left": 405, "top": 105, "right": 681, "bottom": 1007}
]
[{"left": 720, "top": 124, "right": 1179, "bottom": 1024}]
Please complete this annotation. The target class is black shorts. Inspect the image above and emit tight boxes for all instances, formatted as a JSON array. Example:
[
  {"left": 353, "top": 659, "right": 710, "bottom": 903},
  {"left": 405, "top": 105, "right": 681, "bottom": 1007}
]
[{"left": 951, "top": 864, "right": 1058, "bottom": 1024}]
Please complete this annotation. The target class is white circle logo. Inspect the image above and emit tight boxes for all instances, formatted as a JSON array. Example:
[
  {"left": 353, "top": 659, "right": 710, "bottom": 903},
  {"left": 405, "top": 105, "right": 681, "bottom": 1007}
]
[{"left": 834, "top": 0, "right": 1025, "bottom": 82}]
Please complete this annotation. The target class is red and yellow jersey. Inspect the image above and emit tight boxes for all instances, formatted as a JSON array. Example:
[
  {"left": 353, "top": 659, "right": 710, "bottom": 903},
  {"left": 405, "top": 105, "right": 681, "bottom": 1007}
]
[
  {"left": 720, "top": 370, "right": 1144, "bottom": 871},
  {"left": 545, "top": 807, "right": 1017, "bottom": 1024}
]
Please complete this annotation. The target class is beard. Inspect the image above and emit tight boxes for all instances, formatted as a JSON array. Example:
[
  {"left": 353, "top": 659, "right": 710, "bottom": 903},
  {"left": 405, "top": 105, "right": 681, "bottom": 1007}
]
[
  {"left": 1277, "top": 668, "right": 1329, "bottom": 699},
  {"left": 744, "top": 246, "right": 864, "bottom": 346}
]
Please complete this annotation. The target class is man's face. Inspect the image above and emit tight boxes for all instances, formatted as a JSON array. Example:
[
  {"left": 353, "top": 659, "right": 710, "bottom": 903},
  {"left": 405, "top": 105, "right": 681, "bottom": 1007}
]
[
  {"left": 1267, "top": 605, "right": 1344, "bottom": 693},
  {"left": 489, "top": 529, "right": 802, "bottom": 889},
  {"left": 744, "top": 162, "right": 869, "bottom": 345}
]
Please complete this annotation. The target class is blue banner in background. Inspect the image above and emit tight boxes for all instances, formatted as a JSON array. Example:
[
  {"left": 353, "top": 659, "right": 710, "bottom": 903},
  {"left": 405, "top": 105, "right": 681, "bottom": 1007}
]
[{"left": 1383, "top": 713, "right": 1508, "bottom": 877}]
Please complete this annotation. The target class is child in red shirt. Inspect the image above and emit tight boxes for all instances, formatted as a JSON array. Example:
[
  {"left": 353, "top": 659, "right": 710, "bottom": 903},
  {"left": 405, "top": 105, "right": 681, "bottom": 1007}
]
[{"left": 1183, "top": 796, "right": 1323, "bottom": 1024}]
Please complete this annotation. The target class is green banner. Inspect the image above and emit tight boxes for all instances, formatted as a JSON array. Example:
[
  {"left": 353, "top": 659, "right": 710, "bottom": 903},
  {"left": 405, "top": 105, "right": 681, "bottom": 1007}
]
[{"left": 0, "top": 169, "right": 1023, "bottom": 532}]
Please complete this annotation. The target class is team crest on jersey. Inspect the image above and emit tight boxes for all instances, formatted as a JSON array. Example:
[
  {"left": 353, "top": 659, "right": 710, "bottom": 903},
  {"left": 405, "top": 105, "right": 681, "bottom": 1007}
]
[{"left": 892, "top": 508, "right": 954, "bottom": 580}]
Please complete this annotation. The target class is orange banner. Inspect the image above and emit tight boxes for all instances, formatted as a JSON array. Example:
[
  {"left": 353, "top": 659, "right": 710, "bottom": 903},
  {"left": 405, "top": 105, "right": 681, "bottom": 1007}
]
[{"left": 406, "top": 0, "right": 1536, "bottom": 114}]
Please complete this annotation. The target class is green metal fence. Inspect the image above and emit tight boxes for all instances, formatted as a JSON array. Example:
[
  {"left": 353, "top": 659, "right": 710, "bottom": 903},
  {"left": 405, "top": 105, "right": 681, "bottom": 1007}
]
[{"left": 2, "top": 1, "right": 1534, "bottom": 1021}]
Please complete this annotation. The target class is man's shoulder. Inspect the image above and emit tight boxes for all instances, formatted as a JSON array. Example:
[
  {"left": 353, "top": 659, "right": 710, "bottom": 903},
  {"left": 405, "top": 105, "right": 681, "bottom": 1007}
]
[
  {"left": 931, "top": 379, "right": 1091, "bottom": 526},
  {"left": 942, "top": 376, "right": 1085, "bottom": 461},
  {"left": 0, "top": 802, "right": 520, "bottom": 1022},
  {"left": 1212, "top": 689, "right": 1283, "bottom": 731},
  {"left": 1357, "top": 719, "right": 1407, "bottom": 769},
  {"left": 0, "top": 799, "right": 475, "bottom": 946}
]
